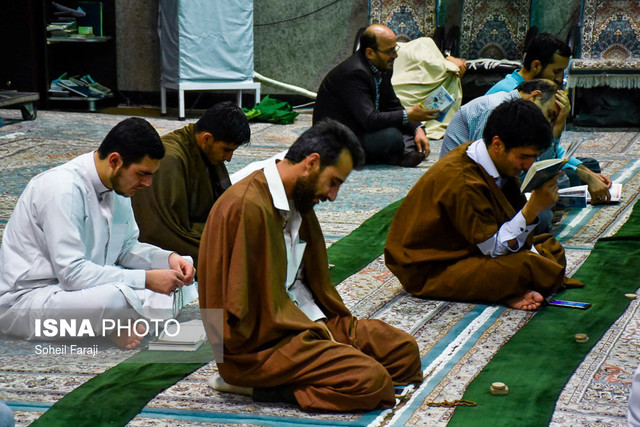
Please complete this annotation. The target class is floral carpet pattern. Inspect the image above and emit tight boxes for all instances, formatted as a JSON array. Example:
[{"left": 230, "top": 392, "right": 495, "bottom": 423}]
[
  {"left": 458, "top": 0, "right": 531, "bottom": 60},
  {"left": 368, "top": 0, "right": 437, "bottom": 41},
  {"left": 0, "top": 109, "right": 639, "bottom": 426}
]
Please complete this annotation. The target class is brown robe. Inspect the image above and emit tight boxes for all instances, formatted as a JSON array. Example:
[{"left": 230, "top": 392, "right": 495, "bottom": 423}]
[
  {"left": 131, "top": 124, "right": 230, "bottom": 267},
  {"left": 385, "top": 142, "right": 576, "bottom": 303},
  {"left": 199, "top": 170, "right": 422, "bottom": 412}
]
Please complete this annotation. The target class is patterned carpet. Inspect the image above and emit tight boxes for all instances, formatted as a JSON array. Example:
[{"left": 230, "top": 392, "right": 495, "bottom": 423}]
[{"left": 0, "top": 109, "right": 639, "bottom": 426}]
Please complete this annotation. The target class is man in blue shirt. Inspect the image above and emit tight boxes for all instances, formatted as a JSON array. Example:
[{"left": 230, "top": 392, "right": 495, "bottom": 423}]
[
  {"left": 484, "top": 33, "right": 611, "bottom": 212},
  {"left": 441, "top": 80, "right": 560, "bottom": 157},
  {"left": 486, "top": 33, "right": 571, "bottom": 95}
]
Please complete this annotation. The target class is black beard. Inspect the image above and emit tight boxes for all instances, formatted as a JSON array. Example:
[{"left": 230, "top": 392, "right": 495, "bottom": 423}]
[{"left": 292, "top": 174, "right": 318, "bottom": 214}]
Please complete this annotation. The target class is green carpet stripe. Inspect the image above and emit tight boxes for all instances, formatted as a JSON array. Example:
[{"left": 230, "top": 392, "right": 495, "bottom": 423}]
[
  {"left": 449, "top": 202, "right": 640, "bottom": 427},
  {"left": 327, "top": 199, "right": 402, "bottom": 284},
  {"left": 32, "top": 200, "right": 403, "bottom": 426},
  {"left": 31, "top": 346, "right": 213, "bottom": 427}
]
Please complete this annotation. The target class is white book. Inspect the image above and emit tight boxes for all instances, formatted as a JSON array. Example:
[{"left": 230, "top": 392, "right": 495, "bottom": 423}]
[
  {"left": 586, "top": 182, "right": 623, "bottom": 203},
  {"left": 557, "top": 185, "right": 588, "bottom": 208},
  {"left": 562, "top": 138, "right": 584, "bottom": 160},
  {"left": 422, "top": 86, "right": 455, "bottom": 122},
  {"left": 148, "top": 319, "right": 207, "bottom": 352},
  {"left": 553, "top": 182, "right": 623, "bottom": 207}
]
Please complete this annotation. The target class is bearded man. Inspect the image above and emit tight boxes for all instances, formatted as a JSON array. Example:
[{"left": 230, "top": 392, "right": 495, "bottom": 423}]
[
  {"left": 198, "top": 119, "right": 423, "bottom": 412},
  {"left": 0, "top": 117, "right": 195, "bottom": 349}
]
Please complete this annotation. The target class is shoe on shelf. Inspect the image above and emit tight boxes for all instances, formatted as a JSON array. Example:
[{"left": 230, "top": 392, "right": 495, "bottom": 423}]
[{"left": 79, "top": 74, "right": 112, "bottom": 96}]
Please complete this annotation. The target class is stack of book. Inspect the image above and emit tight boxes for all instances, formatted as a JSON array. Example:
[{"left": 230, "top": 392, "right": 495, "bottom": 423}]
[{"left": 148, "top": 319, "right": 208, "bottom": 352}]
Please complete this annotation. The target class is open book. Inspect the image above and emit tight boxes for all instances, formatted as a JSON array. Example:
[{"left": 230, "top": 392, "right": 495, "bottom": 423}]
[
  {"left": 520, "top": 159, "right": 568, "bottom": 193},
  {"left": 148, "top": 319, "right": 207, "bottom": 352},
  {"left": 557, "top": 185, "right": 588, "bottom": 208},
  {"left": 562, "top": 138, "right": 583, "bottom": 160},
  {"left": 422, "top": 86, "right": 455, "bottom": 122},
  {"left": 556, "top": 182, "right": 623, "bottom": 207},
  {"left": 587, "top": 182, "right": 622, "bottom": 203}
]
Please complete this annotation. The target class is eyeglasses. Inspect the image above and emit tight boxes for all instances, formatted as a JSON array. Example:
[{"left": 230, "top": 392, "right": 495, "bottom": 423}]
[{"left": 376, "top": 45, "right": 400, "bottom": 56}]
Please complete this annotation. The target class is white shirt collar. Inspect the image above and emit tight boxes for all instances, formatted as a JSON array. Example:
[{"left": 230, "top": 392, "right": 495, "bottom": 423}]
[
  {"left": 83, "top": 151, "right": 111, "bottom": 197},
  {"left": 466, "top": 139, "right": 504, "bottom": 187},
  {"left": 263, "top": 159, "right": 291, "bottom": 213}
]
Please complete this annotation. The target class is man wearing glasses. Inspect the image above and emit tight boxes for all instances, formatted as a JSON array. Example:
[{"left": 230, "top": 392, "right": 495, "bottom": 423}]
[{"left": 314, "top": 24, "right": 438, "bottom": 167}]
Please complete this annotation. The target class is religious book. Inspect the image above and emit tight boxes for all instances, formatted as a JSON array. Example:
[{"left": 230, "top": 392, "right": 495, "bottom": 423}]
[
  {"left": 148, "top": 319, "right": 207, "bottom": 352},
  {"left": 422, "top": 85, "right": 455, "bottom": 122},
  {"left": 557, "top": 185, "right": 588, "bottom": 208},
  {"left": 563, "top": 138, "right": 583, "bottom": 159},
  {"left": 520, "top": 158, "right": 568, "bottom": 193},
  {"left": 586, "top": 182, "right": 623, "bottom": 204},
  {"left": 555, "top": 182, "right": 623, "bottom": 208}
]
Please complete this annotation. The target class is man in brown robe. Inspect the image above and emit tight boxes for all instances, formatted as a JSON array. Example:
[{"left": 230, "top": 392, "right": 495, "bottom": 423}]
[
  {"left": 132, "top": 102, "right": 250, "bottom": 267},
  {"left": 385, "top": 99, "right": 582, "bottom": 311},
  {"left": 199, "top": 119, "right": 422, "bottom": 412}
]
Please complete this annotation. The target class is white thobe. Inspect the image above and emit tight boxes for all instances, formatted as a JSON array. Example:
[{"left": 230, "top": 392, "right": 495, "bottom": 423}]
[{"left": 0, "top": 152, "right": 174, "bottom": 338}]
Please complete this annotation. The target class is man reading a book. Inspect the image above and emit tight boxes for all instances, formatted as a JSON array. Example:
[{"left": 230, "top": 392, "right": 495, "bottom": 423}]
[
  {"left": 313, "top": 24, "right": 439, "bottom": 167},
  {"left": 440, "top": 79, "right": 612, "bottom": 232},
  {"left": 385, "top": 99, "right": 582, "bottom": 311},
  {"left": 198, "top": 120, "right": 422, "bottom": 412},
  {"left": 483, "top": 33, "right": 612, "bottom": 207}
]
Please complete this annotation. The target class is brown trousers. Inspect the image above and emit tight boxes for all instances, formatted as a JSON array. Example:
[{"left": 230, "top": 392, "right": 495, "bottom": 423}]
[
  {"left": 219, "top": 317, "right": 422, "bottom": 412},
  {"left": 413, "top": 234, "right": 570, "bottom": 303}
]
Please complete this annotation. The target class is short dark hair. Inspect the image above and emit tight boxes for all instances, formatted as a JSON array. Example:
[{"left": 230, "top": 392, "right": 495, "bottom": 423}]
[
  {"left": 194, "top": 101, "right": 250, "bottom": 146},
  {"left": 483, "top": 99, "right": 552, "bottom": 152},
  {"left": 97, "top": 117, "right": 164, "bottom": 167},
  {"left": 358, "top": 29, "right": 378, "bottom": 54},
  {"left": 523, "top": 33, "right": 571, "bottom": 71},
  {"left": 285, "top": 119, "right": 365, "bottom": 170},
  {"left": 516, "top": 79, "right": 558, "bottom": 104}
]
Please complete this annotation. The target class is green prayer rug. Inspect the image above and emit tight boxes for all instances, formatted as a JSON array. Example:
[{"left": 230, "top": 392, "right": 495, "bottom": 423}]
[
  {"left": 31, "top": 199, "right": 403, "bottom": 426},
  {"left": 449, "top": 203, "right": 640, "bottom": 426}
]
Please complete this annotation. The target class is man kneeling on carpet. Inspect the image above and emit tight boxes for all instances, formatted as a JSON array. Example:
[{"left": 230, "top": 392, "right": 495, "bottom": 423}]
[
  {"left": 199, "top": 119, "right": 422, "bottom": 412},
  {"left": 132, "top": 101, "right": 250, "bottom": 268},
  {"left": 0, "top": 118, "right": 195, "bottom": 349},
  {"left": 385, "top": 99, "right": 583, "bottom": 311}
]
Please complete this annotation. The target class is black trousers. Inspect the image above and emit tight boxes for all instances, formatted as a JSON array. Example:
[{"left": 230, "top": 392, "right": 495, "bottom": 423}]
[{"left": 361, "top": 128, "right": 417, "bottom": 165}]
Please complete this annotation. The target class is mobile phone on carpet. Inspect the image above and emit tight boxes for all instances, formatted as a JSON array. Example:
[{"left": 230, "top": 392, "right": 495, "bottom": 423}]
[{"left": 548, "top": 299, "right": 591, "bottom": 309}]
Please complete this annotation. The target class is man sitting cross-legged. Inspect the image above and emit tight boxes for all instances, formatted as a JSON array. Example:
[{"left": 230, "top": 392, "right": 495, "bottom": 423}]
[
  {"left": 0, "top": 118, "right": 195, "bottom": 349},
  {"left": 313, "top": 24, "right": 439, "bottom": 167},
  {"left": 199, "top": 119, "right": 422, "bottom": 412},
  {"left": 385, "top": 99, "right": 583, "bottom": 310}
]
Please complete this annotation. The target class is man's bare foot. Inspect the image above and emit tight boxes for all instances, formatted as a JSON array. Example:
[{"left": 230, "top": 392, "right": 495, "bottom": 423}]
[
  {"left": 208, "top": 373, "right": 253, "bottom": 396},
  {"left": 109, "top": 323, "right": 146, "bottom": 349},
  {"left": 506, "top": 290, "right": 544, "bottom": 310}
]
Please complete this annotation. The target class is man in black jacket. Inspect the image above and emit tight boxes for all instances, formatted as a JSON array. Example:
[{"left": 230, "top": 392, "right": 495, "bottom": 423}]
[{"left": 313, "top": 24, "right": 438, "bottom": 167}]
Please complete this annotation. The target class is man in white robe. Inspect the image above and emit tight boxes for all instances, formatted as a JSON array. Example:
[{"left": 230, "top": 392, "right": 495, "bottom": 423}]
[
  {"left": 0, "top": 117, "right": 195, "bottom": 349},
  {"left": 392, "top": 37, "right": 466, "bottom": 140}
]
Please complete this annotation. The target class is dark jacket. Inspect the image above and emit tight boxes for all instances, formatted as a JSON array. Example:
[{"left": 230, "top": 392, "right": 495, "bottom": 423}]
[{"left": 313, "top": 51, "right": 419, "bottom": 140}]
